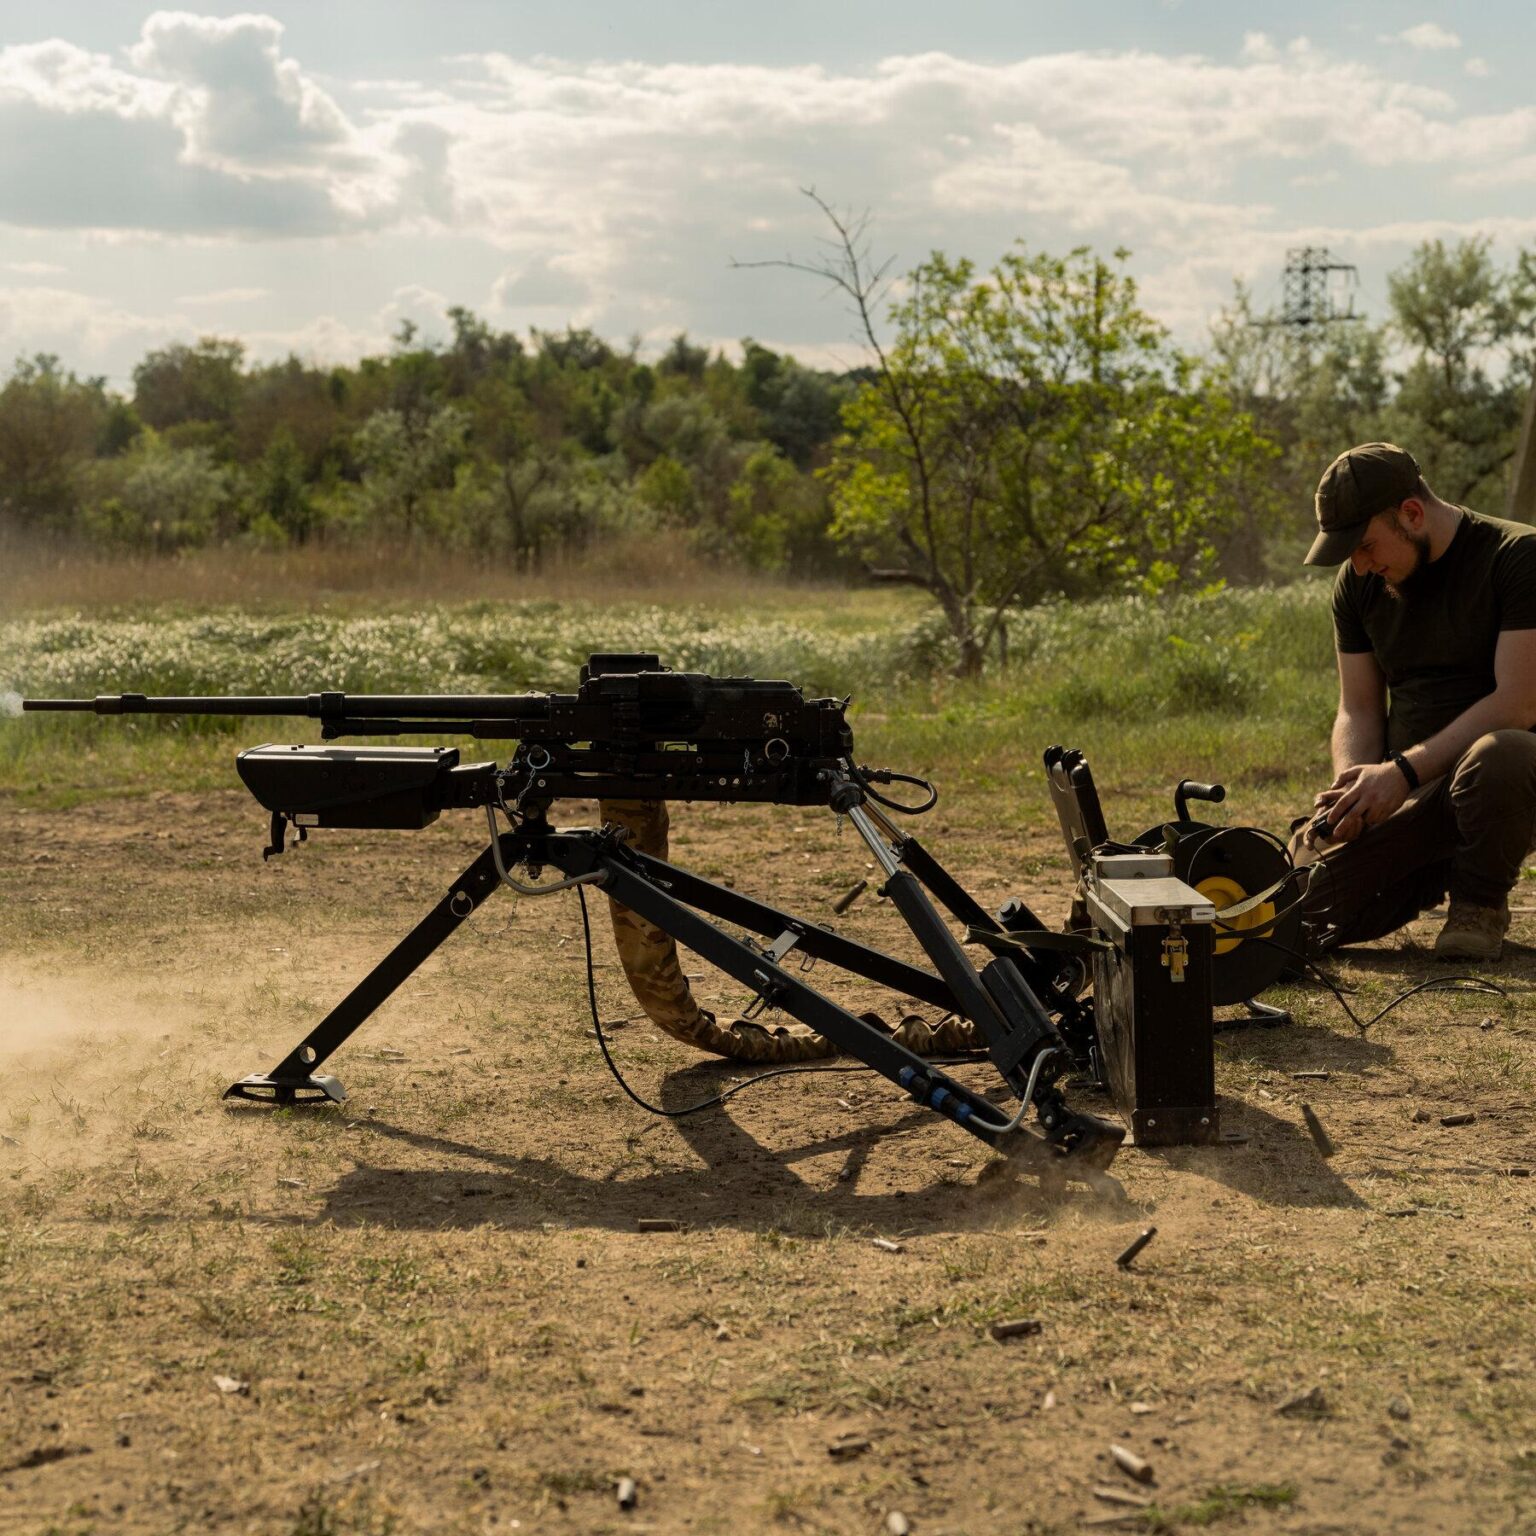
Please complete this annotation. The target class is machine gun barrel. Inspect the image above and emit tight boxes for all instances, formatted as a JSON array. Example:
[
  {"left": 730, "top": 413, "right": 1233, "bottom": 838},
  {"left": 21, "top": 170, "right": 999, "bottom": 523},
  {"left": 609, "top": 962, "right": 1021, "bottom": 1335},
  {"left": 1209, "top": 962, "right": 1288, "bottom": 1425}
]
[
  {"left": 21, "top": 658, "right": 854, "bottom": 755},
  {"left": 23, "top": 692, "right": 550, "bottom": 720}
]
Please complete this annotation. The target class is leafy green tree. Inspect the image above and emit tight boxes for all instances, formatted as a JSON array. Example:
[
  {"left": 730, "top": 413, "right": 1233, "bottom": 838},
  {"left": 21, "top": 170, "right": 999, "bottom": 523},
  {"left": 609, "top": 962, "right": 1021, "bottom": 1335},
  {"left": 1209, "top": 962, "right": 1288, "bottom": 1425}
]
[
  {"left": 233, "top": 356, "right": 344, "bottom": 472},
  {"left": 131, "top": 338, "right": 245, "bottom": 453},
  {"left": 441, "top": 306, "right": 523, "bottom": 397},
  {"left": 1206, "top": 286, "right": 1389, "bottom": 578},
  {"left": 773, "top": 201, "right": 1273, "bottom": 674},
  {"left": 86, "top": 432, "right": 232, "bottom": 550},
  {"left": 1383, "top": 237, "right": 1536, "bottom": 506},
  {"left": 634, "top": 453, "right": 697, "bottom": 523},
  {"left": 249, "top": 428, "right": 318, "bottom": 543},
  {"left": 657, "top": 333, "right": 710, "bottom": 383},
  {"left": 739, "top": 340, "right": 845, "bottom": 468},
  {"left": 0, "top": 355, "right": 113, "bottom": 529},
  {"left": 1209, "top": 239, "right": 1536, "bottom": 544},
  {"left": 724, "top": 443, "right": 834, "bottom": 573},
  {"left": 353, "top": 404, "right": 469, "bottom": 534}
]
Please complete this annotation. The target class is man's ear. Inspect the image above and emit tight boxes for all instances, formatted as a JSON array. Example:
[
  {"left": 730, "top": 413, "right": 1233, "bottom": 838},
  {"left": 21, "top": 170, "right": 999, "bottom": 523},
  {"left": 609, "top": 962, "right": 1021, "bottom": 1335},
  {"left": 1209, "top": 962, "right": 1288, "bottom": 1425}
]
[{"left": 1397, "top": 496, "right": 1426, "bottom": 531}]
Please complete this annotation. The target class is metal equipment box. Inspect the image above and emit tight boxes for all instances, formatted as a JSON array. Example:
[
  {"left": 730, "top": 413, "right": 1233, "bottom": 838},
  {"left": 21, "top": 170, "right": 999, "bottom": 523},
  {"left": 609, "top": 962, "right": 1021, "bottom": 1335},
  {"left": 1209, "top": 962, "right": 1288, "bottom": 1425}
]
[{"left": 1086, "top": 865, "right": 1220, "bottom": 1146}]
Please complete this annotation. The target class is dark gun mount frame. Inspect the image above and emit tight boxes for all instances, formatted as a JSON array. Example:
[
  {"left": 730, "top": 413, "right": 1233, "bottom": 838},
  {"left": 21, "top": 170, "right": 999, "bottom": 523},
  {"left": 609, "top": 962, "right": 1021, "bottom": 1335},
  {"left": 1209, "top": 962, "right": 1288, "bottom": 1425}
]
[{"left": 25, "top": 654, "right": 1123, "bottom": 1185}]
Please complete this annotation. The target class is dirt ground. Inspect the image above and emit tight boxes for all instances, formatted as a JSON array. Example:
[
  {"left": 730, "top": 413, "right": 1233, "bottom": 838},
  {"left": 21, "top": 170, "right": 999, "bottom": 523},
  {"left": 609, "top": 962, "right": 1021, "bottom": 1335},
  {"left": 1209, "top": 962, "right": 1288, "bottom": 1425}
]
[{"left": 1, "top": 786, "right": 1534, "bottom": 1535}]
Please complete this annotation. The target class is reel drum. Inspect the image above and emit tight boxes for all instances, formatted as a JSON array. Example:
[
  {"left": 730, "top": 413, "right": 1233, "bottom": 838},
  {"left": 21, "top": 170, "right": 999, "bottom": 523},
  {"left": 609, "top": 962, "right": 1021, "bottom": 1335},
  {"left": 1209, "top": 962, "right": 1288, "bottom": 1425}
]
[{"left": 1133, "top": 822, "right": 1298, "bottom": 1007}]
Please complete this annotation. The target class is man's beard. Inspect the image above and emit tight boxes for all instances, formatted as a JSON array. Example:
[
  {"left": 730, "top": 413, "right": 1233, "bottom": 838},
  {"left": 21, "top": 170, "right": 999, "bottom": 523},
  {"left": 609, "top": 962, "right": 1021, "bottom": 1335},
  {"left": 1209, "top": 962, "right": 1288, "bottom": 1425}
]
[{"left": 1384, "top": 520, "right": 1433, "bottom": 600}]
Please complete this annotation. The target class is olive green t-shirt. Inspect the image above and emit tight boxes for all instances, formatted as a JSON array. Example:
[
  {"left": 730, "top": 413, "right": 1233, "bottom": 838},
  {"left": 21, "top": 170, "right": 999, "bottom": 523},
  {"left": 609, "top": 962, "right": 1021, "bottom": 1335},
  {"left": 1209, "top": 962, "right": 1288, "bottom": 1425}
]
[{"left": 1332, "top": 508, "right": 1536, "bottom": 753}]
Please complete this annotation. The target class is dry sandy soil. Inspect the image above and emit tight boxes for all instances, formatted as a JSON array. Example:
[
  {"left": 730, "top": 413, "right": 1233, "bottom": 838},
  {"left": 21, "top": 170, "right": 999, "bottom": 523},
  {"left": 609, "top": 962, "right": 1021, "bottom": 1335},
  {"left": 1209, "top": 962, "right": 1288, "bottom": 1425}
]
[{"left": 1, "top": 786, "right": 1534, "bottom": 1535}]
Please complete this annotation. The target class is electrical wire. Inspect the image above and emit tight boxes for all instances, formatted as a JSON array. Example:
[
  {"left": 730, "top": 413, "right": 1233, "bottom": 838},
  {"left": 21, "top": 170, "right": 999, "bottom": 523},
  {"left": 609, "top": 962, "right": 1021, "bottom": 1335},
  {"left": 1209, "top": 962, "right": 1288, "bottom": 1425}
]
[
  {"left": 484, "top": 801, "right": 607, "bottom": 895},
  {"left": 1224, "top": 927, "right": 1506, "bottom": 1034},
  {"left": 847, "top": 760, "right": 939, "bottom": 815},
  {"left": 949, "top": 1046, "right": 1061, "bottom": 1136},
  {"left": 1305, "top": 962, "right": 1505, "bottom": 1034},
  {"left": 1219, "top": 853, "right": 1509, "bottom": 1031}
]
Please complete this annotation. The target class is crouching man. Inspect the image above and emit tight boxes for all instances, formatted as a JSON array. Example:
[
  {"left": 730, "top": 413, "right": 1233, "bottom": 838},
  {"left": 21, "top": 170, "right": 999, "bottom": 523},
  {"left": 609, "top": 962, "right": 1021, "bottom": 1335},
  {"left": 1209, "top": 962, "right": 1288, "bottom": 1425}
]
[{"left": 1295, "top": 442, "right": 1536, "bottom": 961}]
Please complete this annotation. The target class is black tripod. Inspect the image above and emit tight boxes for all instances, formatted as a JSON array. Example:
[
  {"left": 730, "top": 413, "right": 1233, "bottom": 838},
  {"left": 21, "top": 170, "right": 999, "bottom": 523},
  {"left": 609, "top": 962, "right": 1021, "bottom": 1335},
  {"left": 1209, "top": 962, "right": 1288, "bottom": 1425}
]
[{"left": 224, "top": 773, "right": 1123, "bottom": 1182}]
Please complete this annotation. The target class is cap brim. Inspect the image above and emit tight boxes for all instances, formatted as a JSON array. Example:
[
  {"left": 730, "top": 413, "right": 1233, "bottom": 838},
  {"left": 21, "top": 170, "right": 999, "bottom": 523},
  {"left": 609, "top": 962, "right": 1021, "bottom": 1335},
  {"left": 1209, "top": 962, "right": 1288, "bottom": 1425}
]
[{"left": 1303, "top": 518, "right": 1371, "bottom": 567}]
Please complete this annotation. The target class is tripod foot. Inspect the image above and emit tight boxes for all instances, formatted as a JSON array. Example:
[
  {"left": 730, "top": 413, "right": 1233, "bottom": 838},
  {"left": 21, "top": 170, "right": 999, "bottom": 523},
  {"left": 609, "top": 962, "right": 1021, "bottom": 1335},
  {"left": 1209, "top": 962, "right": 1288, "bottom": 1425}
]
[
  {"left": 223, "top": 1073, "right": 347, "bottom": 1106},
  {"left": 981, "top": 1118, "right": 1128, "bottom": 1200}
]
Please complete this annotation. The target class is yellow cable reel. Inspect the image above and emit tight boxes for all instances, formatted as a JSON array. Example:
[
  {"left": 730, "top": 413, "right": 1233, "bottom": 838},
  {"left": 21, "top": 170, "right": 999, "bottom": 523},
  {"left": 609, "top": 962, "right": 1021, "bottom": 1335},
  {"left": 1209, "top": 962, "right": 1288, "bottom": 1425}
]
[{"left": 1196, "top": 874, "right": 1276, "bottom": 957}]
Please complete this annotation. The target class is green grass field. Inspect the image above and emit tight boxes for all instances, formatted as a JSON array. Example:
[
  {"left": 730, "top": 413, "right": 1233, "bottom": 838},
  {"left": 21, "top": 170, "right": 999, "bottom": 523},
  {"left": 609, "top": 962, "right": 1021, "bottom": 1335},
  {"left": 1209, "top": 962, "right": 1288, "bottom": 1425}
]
[{"left": 2, "top": 580, "right": 1339, "bottom": 815}]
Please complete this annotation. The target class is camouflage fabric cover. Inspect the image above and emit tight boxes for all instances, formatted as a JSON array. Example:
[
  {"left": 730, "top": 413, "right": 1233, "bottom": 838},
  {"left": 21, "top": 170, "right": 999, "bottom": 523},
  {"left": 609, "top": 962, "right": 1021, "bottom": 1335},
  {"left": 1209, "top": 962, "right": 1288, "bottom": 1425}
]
[{"left": 598, "top": 799, "right": 985, "bottom": 1062}]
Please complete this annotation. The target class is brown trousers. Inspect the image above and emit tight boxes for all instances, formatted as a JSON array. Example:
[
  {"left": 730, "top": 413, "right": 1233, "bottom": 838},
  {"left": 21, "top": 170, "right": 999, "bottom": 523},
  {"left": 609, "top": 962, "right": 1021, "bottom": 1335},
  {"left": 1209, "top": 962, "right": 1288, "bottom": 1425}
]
[{"left": 1292, "top": 730, "right": 1536, "bottom": 950}]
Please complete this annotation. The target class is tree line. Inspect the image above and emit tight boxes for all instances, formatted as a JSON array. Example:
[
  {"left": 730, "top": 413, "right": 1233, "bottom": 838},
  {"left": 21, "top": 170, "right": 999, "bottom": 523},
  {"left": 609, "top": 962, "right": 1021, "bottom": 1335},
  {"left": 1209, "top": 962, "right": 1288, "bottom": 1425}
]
[{"left": 2, "top": 230, "right": 1530, "bottom": 670}]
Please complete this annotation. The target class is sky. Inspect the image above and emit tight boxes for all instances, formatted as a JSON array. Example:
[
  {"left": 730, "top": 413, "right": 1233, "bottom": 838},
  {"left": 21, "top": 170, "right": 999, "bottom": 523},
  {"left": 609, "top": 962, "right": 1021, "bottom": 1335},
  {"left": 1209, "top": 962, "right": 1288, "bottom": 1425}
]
[{"left": 1, "top": 2, "right": 1532, "bottom": 385}]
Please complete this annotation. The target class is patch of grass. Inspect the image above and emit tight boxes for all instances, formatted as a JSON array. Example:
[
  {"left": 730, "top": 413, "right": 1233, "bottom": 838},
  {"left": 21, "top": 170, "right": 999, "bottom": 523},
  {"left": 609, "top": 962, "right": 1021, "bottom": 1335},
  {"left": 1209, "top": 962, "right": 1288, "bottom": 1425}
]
[
  {"left": 1145, "top": 1483, "right": 1297, "bottom": 1530},
  {"left": 289, "top": 1489, "right": 397, "bottom": 1536},
  {"left": 534, "top": 1466, "right": 606, "bottom": 1497},
  {"left": 269, "top": 1235, "right": 322, "bottom": 1288}
]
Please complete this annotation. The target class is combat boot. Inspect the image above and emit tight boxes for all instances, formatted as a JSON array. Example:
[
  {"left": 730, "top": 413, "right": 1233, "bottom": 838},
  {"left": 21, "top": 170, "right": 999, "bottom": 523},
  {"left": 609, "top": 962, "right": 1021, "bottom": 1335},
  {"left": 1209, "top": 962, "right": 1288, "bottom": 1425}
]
[{"left": 1433, "top": 898, "right": 1511, "bottom": 962}]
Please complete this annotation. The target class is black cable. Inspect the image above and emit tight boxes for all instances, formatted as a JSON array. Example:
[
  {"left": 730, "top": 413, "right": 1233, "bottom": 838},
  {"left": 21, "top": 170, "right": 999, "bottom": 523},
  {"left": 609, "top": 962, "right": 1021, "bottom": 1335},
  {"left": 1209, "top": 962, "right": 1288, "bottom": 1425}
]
[
  {"left": 848, "top": 760, "right": 938, "bottom": 815},
  {"left": 1238, "top": 852, "right": 1507, "bottom": 1030},
  {"left": 575, "top": 884, "right": 986, "bottom": 1118},
  {"left": 1228, "top": 927, "right": 1505, "bottom": 1033},
  {"left": 1181, "top": 823, "right": 1291, "bottom": 861},
  {"left": 1316, "top": 967, "right": 1505, "bottom": 1034}
]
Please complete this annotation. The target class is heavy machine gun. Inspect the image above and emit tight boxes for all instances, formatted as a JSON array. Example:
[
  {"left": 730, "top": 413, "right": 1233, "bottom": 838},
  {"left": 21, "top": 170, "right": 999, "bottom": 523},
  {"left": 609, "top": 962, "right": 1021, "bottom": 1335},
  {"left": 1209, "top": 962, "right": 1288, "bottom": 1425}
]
[{"left": 27, "top": 654, "right": 1126, "bottom": 1188}]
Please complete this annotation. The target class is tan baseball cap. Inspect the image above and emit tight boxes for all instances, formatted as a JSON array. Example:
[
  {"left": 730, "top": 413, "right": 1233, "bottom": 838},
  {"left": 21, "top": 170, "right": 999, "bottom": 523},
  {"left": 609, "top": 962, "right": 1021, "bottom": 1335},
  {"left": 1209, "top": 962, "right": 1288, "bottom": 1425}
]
[{"left": 1304, "top": 442, "right": 1422, "bottom": 566}]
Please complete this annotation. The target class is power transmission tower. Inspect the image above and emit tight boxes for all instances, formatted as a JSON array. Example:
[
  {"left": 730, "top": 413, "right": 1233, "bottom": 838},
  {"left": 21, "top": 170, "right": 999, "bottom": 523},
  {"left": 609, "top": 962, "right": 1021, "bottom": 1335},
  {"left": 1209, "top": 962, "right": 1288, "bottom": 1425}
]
[{"left": 1252, "top": 247, "right": 1361, "bottom": 331}]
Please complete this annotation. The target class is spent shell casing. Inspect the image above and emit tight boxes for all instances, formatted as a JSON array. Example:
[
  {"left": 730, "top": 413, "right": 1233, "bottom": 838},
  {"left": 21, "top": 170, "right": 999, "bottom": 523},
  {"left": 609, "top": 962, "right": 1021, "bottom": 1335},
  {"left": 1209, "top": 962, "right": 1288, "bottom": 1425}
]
[
  {"left": 989, "top": 1317, "right": 1044, "bottom": 1340},
  {"left": 1114, "top": 1227, "right": 1157, "bottom": 1268}
]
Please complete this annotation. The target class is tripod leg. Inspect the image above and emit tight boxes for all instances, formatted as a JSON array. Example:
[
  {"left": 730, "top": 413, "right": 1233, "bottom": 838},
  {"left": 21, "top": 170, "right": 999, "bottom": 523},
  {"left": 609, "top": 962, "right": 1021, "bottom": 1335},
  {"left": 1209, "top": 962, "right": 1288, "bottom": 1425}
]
[
  {"left": 585, "top": 852, "right": 1019, "bottom": 1147},
  {"left": 223, "top": 837, "right": 512, "bottom": 1106}
]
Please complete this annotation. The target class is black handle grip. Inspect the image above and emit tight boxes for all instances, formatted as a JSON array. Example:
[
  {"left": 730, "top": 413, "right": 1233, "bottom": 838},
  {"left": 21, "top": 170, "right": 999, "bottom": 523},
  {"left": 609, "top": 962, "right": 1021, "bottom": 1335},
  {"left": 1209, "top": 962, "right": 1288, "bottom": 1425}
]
[{"left": 1174, "top": 778, "right": 1226, "bottom": 823}]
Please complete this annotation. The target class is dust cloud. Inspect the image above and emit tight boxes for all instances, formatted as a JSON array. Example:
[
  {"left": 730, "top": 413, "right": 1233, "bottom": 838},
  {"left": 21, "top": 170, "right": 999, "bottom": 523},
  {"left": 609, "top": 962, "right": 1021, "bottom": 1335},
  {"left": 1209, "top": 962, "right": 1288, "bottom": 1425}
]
[{"left": 0, "top": 971, "right": 118, "bottom": 1057}]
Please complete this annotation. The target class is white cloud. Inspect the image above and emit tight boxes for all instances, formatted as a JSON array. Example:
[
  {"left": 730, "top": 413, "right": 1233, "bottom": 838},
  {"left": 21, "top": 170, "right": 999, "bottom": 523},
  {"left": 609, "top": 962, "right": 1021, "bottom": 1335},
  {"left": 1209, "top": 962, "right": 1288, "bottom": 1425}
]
[
  {"left": 4, "top": 25, "right": 1536, "bottom": 370},
  {"left": 0, "top": 283, "right": 183, "bottom": 363},
  {"left": 0, "top": 21, "right": 416, "bottom": 237},
  {"left": 127, "top": 11, "right": 356, "bottom": 171},
  {"left": 379, "top": 283, "right": 452, "bottom": 345},
  {"left": 380, "top": 41, "right": 1536, "bottom": 350},
  {"left": 493, "top": 256, "right": 594, "bottom": 313},
  {"left": 239, "top": 312, "right": 383, "bottom": 366},
  {"left": 6, "top": 260, "right": 66, "bottom": 275},
  {"left": 1399, "top": 23, "right": 1462, "bottom": 51},
  {"left": 1465, "top": 57, "right": 1492, "bottom": 78},
  {"left": 177, "top": 286, "right": 269, "bottom": 305}
]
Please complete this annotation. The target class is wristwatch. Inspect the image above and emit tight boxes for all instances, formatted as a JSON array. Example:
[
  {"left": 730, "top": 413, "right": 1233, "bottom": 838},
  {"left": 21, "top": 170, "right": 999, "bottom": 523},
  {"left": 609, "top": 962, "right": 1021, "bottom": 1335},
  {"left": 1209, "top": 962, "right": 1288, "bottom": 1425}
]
[{"left": 1390, "top": 750, "right": 1420, "bottom": 791}]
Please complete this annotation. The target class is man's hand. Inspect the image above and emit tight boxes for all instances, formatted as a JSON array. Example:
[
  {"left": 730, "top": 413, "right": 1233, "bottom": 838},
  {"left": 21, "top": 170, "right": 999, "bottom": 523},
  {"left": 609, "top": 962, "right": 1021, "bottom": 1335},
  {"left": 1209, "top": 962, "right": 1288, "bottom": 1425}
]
[
  {"left": 1303, "top": 765, "right": 1362, "bottom": 847},
  {"left": 1312, "top": 760, "right": 1411, "bottom": 844}
]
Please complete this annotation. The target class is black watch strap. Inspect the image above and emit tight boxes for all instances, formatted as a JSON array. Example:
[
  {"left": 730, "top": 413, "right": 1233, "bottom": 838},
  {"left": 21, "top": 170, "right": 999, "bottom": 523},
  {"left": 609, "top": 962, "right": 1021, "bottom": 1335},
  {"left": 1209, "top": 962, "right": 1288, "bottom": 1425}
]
[{"left": 1390, "top": 750, "right": 1420, "bottom": 791}]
